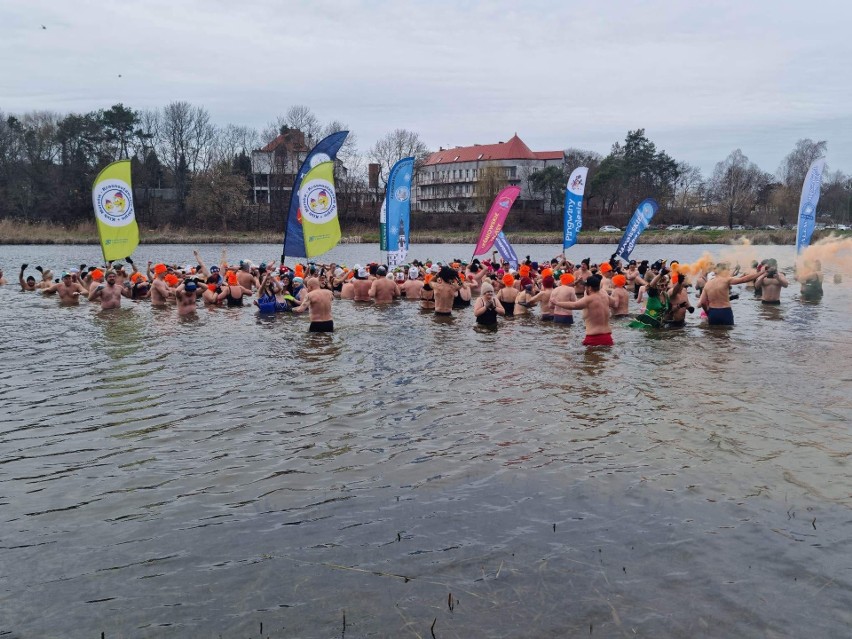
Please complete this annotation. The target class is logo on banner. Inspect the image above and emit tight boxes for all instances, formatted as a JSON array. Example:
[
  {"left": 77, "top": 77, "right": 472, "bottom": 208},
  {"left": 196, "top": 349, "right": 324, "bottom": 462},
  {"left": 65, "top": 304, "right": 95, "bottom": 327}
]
[
  {"left": 641, "top": 202, "right": 655, "bottom": 221},
  {"left": 309, "top": 153, "right": 332, "bottom": 168},
  {"left": 394, "top": 186, "right": 410, "bottom": 202},
  {"left": 301, "top": 180, "right": 337, "bottom": 223},
  {"left": 94, "top": 180, "right": 134, "bottom": 226},
  {"left": 499, "top": 197, "right": 511, "bottom": 208},
  {"left": 571, "top": 175, "right": 584, "bottom": 190},
  {"left": 802, "top": 203, "right": 815, "bottom": 219}
]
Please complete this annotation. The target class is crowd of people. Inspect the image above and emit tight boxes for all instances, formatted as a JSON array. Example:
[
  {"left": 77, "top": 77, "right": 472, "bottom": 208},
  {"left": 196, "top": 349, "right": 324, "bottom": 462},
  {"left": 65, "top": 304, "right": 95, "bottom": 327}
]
[{"left": 3, "top": 248, "right": 828, "bottom": 345}]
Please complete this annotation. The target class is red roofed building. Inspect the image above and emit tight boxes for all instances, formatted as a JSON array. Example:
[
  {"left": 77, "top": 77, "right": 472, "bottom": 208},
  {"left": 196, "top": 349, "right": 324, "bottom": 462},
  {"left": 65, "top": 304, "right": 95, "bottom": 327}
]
[{"left": 415, "top": 134, "right": 565, "bottom": 213}]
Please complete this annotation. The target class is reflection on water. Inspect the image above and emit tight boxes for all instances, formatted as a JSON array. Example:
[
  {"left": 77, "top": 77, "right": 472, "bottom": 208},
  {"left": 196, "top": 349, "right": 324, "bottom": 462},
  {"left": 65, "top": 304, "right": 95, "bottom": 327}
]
[{"left": 1, "top": 244, "right": 851, "bottom": 637}]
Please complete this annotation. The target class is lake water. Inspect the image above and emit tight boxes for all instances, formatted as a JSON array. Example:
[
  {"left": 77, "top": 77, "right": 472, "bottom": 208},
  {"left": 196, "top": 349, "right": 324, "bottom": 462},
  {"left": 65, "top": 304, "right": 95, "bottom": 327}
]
[{"left": 1, "top": 243, "right": 851, "bottom": 638}]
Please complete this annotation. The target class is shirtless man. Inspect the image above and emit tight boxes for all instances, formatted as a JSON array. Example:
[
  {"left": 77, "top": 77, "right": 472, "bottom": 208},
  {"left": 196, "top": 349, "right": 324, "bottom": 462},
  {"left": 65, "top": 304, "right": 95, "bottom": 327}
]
[
  {"left": 18, "top": 264, "right": 37, "bottom": 291},
  {"left": 174, "top": 278, "right": 201, "bottom": 316},
  {"left": 665, "top": 274, "right": 693, "bottom": 326},
  {"left": 150, "top": 264, "right": 172, "bottom": 306},
  {"left": 698, "top": 264, "right": 759, "bottom": 325},
  {"left": 0, "top": 268, "right": 6, "bottom": 285},
  {"left": 293, "top": 277, "right": 334, "bottom": 332},
  {"left": 237, "top": 260, "right": 259, "bottom": 291},
  {"left": 609, "top": 274, "right": 631, "bottom": 317},
  {"left": 432, "top": 266, "right": 461, "bottom": 316},
  {"left": 352, "top": 268, "right": 373, "bottom": 301},
  {"left": 43, "top": 272, "right": 88, "bottom": 305},
  {"left": 340, "top": 274, "right": 355, "bottom": 300},
  {"left": 550, "top": 273, "right": 577, "bottom": 325},
  {"left": 527, "top": 275, "right": 555, "bottom": 320},
  {"left": 400, "top": 267, "right": 424, "bottom": 300},
  {"left": 369, "top": 266, "right": 400, "bottom": 303},
  {"left": 551, "top": 275, "right": 613, "bottom": 346},
  {"left": 88, "top": 271, "right": 130, "bottom": 309},
  {"left": 754, "top": 260, "right": 788, "bottom": 305}
]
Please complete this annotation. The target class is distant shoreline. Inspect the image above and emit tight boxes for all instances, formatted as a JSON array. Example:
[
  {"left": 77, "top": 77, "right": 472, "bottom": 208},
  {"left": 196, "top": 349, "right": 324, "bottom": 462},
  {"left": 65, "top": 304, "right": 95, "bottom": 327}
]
[{"left": 0, "top": 221, "right": 846, "bottom": 246}]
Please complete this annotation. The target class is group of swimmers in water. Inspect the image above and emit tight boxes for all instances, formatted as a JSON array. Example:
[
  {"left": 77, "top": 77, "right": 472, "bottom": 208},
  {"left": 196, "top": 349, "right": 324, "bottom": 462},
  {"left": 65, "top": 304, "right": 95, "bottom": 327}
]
[{"left": 2, "top": 248, "right": 829, "bottom": 344}]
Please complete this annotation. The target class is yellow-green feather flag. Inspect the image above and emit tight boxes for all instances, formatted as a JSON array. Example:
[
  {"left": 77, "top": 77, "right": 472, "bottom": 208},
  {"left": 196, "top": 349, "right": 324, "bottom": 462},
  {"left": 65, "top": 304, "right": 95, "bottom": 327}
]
[
  {"left": 91, "top": 159, "right": 139, "bottom": 262},
  {"left": 299, "top": 161, "right": 341, "bottom": 258}
]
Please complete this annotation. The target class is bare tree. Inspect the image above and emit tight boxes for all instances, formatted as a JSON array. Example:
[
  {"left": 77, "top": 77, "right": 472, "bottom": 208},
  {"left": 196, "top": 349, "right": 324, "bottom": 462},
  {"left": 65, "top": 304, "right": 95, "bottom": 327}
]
[
  {"left": 369, "top": 129, "right": 430, "bottom": 187},
  {"left": 709, "top": 149, "right": 770, "bottom": 228},
  {"left": 778, "top": 138, "right": 827, "bottom": 188},
  {"left": 211, "top": 124, "right": 259, "bottom": 166},
  {"left": 157, "top": 101, "right": 217, "bottom": 211},
  {"left": 674, "top": 161, "right": 705, "bottom": 222},
  {"left": 284, "top": 105, "right": 321, "bottom": 146}
]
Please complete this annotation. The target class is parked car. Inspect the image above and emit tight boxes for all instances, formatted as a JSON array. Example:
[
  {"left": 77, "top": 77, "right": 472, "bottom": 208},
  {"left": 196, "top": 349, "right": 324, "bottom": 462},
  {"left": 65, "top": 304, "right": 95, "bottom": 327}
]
[
  {"left": 666, "top": 224, "right": 688, "bottom": 231},
  {"left": 599, "top": 225, "right": 621, "bottom": 232},
  {"left": 732, "top": 225, "right": 745, "bottom": 230},
  {"left": 691, "top": 225, "right": 707, "bottom": 231}
]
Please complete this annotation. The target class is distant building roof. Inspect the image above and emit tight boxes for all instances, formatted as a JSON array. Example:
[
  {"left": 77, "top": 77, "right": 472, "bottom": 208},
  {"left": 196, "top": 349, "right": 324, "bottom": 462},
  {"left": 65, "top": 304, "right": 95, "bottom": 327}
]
[
  {"left": 260, "top": 129, "right": 309, "bottom": 154},
  {"left": 424, "top": 134, "right": 563, "bottom": 165}
]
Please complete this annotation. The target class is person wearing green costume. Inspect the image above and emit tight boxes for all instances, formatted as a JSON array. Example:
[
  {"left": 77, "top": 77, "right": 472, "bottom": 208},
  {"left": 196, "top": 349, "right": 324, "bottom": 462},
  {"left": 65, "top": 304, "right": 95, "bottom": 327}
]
[{"left": 629, "top": 265, "right": 671, "bottom": 328}]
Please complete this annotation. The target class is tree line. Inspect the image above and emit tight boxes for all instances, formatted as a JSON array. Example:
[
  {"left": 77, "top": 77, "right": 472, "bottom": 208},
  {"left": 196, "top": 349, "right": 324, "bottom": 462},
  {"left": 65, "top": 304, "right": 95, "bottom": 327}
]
[{"left": 0, "top": 102, "right": 849, "bottom": 232}]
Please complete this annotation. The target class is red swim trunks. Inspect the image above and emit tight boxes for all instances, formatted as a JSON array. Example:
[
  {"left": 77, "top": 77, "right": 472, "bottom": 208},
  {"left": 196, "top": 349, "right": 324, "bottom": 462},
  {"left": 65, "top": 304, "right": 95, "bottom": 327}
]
[{"left": 583, "top": 332, "right": 613, "bottom": 346}]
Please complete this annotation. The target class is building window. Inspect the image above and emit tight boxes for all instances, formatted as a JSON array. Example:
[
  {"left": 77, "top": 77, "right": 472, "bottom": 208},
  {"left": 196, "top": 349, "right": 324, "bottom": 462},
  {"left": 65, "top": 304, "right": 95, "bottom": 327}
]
[{"left": 466, "top": 169, "right": 470, "bottom": 178}]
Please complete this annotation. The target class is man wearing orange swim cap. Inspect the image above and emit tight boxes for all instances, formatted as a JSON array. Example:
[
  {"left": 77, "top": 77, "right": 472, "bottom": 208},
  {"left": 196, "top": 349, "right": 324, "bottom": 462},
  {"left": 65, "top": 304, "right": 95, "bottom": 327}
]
[
  {"left": 609, "top": 273, "right": 631, "bottom": 317},
  {"left": 550, "top": 272, "right": 577, "bottom": 325},
  {"left": 151, "top": 263, "right": 172, "bottom": 306}
]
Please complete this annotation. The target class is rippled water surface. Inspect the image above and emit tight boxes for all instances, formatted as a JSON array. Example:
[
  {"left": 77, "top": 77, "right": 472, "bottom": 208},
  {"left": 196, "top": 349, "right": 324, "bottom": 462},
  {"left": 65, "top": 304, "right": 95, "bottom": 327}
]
[{"left": 1, "top": 243, "right": 851, "bottom": 638}]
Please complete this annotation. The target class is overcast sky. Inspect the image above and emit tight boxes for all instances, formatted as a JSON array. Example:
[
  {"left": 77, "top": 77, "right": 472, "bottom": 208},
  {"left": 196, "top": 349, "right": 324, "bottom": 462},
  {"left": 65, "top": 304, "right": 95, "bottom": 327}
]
[{"left": 2, "top": 0, "right": 850, "bottom": 176}]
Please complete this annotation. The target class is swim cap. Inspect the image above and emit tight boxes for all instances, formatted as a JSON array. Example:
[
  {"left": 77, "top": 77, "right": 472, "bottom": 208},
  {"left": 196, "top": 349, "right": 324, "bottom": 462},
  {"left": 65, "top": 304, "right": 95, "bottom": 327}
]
[
  {"left": 357, "top": 268, "right": 368, "bottom": 278},
  {"left": 424, "top": 274, "right": 434, "bottom": 283},
  {"left": 395, "top": 271, "right": 405, "bottom": 281},
  {"left": 293, "top": 276, "right": 304, "bottom": 284},
  {"left": 560, "top": 273, "right": 575, "bottom": 285},
  {"left": 519, "top": 265, "right": 531, "bottom": 277},
  {"left": 612, "top": 274, "right": 627, "bottom": 287},
  {"left": 130, "top": 272, "right": 143, "bottom": 283},
  {"left": 153, "top": 263, "right": 167, "bottom": 275},
  {"left": 502, "top": 274, "right": 515, "bottom": 286},
  {"left": 226, "top": 271, "right": 238, "bottom": 286},
  {"left": 541, "top": 268, "right": 553, "bottom": 279},
  {"left": 409, "top": 267, "right": 419, "bottom": 280},
  {"left": 185, "top": 281, "right": 198, "bottom": 292},
  {"left": 91, "top": 269, "right": 104, "bottom": 280},
  {"left": 165, "top": 274, "right": 179, "bottom": 287},
  {"left": 542, "top": 275, "right": 555, "bottom": 288},
  {"left": 599, "top": 262, "right": 612, "bottom": 273},
  {"left": 520, "top": 276, "right": 533, "bottom": 288},
  {"left": 671, "top": 272, "right": 679, "bottom": 284},
  {"left": 61, "top": 271, "right": 70, "bottom": 278}
]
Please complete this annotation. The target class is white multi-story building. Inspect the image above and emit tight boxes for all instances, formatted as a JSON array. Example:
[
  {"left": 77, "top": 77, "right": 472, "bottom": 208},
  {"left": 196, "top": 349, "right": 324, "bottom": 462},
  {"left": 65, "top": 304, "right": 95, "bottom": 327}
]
[{"left": 415, "top": 134, "right": 564, "bottom": 213}]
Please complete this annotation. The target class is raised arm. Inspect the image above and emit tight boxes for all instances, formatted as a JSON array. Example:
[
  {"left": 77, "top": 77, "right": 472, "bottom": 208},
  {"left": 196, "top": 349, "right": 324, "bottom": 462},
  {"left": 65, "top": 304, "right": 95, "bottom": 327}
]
[{"left": 193, "top": 250, "right": 210, "bottom": 278}]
